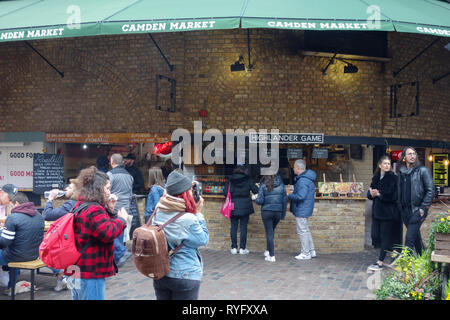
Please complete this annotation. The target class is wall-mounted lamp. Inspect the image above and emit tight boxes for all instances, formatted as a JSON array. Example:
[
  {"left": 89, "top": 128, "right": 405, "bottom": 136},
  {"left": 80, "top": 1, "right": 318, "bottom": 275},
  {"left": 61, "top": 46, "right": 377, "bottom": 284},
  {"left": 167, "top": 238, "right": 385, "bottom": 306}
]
[
  {"left": 343, "top": 62, "right": 359, "bottom": 74},
  {"left": 428, "top": 150, "right": 434, "bottom": 162},
  {"left": 82, "top": 144, "right": 88, "bottom": 150},
  {"left": 444, "top": 159, "right": 449, "bottom": 166},
  {"left": 230, "top": 56, "right": 245, "bottom": 72},
  {"left": 322, "top": 54, "right": 358, "bottom": 75}
]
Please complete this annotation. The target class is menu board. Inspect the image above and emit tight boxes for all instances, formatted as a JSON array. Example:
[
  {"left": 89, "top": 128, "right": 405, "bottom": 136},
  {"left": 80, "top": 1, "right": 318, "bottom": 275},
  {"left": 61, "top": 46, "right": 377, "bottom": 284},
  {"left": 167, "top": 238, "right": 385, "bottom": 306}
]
[
  {"left": 312, "top": 148, "right": 328, "bottom": 159},
  {"left": 33, "top": 153, "right": 64, "bottom": 194},
  {"left": 287, "top": 148, "right": 303, "bottom": 159},
  {"left": 433, "top": 154, "right": 449, "bottom": 187}
]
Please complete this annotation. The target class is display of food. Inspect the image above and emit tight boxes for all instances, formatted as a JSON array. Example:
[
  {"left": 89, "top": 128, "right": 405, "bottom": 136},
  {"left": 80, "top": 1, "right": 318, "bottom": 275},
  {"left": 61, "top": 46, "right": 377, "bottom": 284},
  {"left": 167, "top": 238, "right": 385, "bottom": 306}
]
[
  {"left": 335, "top": 182, "right": 351, "bottom": 194},
  {"left": 318, "top": 181, "right": 335, "bottom": 194},
  {"left": 350, "top": 182, "right": 364, "bottom": 194},
  {"left": 317, "top": 173, "right": 364, "bottom": 197}
]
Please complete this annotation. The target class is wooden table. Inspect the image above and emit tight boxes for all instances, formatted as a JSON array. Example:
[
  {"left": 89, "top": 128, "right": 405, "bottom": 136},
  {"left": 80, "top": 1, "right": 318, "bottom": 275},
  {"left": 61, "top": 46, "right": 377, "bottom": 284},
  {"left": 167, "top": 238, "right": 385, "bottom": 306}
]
[{"left": 431, "top": 251, "right": 450, "bottom": 299}]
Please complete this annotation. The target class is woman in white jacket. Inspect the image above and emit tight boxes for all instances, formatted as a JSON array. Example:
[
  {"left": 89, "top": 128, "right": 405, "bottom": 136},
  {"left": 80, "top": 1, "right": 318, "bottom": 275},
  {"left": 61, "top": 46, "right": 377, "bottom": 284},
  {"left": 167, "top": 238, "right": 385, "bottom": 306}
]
[{"left": 151, "top": 171, "right": 209, "bottom": 300}]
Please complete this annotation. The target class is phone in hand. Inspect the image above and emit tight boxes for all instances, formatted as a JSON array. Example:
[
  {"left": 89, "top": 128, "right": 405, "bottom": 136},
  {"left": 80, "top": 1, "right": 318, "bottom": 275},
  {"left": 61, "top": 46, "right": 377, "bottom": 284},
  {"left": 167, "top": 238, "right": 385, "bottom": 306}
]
[{"left": 192, "top": 181, "right": 202, "bottom": 203}]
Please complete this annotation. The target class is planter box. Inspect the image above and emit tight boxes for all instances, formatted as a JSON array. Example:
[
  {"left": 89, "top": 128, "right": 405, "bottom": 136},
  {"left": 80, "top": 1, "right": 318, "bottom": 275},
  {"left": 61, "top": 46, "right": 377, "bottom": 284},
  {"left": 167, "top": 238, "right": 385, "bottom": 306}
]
[{"left": 435, "top": 233, "right": 450, "bottom": 256}]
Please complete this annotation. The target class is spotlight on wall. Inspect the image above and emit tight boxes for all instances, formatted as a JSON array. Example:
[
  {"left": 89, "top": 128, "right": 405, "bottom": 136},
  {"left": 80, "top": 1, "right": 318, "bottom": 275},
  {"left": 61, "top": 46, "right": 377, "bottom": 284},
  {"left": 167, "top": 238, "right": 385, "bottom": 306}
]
[
  {"left": 343, "top": 62, "right": 359, "bottom": 74},
  {"left": 82, "top": 144, "right": 88, "bottom": 150},
  {"left": 230, "top": 56, "right": 245, "bottom": 72}
]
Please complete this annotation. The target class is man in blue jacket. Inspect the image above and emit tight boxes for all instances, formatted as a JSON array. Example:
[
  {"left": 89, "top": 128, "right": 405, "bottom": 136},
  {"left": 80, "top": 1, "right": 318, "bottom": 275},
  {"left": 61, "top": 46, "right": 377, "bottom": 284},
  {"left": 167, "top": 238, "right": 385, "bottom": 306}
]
[{"left": 288, "top": 160, "right": 317, "bottom": 260}]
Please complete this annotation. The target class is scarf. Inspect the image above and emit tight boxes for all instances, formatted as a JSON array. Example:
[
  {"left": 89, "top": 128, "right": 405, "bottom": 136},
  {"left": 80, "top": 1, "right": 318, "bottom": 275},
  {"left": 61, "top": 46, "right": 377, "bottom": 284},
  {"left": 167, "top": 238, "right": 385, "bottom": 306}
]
[{"left": 157, "top": 194, "right": 186, "bottom": 213}]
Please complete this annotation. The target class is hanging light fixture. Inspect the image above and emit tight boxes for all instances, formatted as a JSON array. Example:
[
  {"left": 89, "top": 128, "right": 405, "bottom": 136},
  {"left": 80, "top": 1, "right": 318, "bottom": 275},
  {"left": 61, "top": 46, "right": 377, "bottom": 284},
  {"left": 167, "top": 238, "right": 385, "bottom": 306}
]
[{"left": 428, "top": 149, "right": 434, "bottom": 162}]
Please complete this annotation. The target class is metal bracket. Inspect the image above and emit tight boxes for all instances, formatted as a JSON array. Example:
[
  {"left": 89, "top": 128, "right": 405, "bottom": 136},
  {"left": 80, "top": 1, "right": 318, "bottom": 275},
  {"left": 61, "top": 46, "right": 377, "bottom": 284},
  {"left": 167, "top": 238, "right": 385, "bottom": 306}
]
[
  {"left": 24, "top": 41, "right": 64, "bottom": 78},
  {"left": 389, "top": 81, "right": 419, "bottom": 118},
  {"left": 322, "top": 53, "right": 337, "bottom": 75},
  {"left": 393, "top": 38, "right": 440, "bottom": 78},
  {"left": 247, "top": 29, "right": 253, "bottom": 71},
  {"left": 148, "top": 34, "right": 174, "bottom": 72},
  {"left": 155, "top": 74, "right": 176, "bottom": 112},
  {"left": 432, "top": 71, "right": 450, "bottom": 84}
]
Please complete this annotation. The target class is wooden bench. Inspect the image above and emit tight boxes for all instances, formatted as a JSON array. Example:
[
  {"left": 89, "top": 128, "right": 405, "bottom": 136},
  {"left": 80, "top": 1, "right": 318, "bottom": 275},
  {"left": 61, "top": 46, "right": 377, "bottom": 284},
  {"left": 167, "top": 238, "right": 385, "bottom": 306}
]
[
  {"left": 8, "top": 259, "right": 46, "bottom": 300},
  {"left": 431, "top": 251, "right": 450, "bottom": 299}
]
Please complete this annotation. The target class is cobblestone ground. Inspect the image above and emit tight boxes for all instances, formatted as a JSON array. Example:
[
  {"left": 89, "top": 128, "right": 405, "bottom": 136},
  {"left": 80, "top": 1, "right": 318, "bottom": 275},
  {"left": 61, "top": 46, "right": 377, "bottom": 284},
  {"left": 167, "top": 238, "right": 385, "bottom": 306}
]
[{"left": 0, "top": 246, "right": 383, "bottom": 301}]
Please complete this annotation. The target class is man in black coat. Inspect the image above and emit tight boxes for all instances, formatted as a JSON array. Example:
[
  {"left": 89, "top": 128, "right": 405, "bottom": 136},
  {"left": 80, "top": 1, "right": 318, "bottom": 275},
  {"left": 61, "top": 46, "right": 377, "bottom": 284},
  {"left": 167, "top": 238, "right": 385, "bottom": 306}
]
[
  {"left": 224, "top": 166, "right": 259, "bottom": 255},
  {"left": 397, "top": 147, "right": 434, "bottom": 256}
]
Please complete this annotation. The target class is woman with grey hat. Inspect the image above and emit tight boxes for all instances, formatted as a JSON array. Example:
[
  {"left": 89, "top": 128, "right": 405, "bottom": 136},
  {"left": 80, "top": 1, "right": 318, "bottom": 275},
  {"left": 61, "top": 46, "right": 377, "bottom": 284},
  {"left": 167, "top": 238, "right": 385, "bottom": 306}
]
[{"left": 151, "top": 171, "right": 209, "bottom": 300}]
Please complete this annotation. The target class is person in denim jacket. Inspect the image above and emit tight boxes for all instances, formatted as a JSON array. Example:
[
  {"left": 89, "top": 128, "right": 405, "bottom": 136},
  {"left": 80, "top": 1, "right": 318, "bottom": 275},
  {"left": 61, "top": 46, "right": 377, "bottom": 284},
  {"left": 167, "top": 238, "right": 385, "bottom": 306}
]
[
  {"left": 144, "top": 167, "right": 165, "bottom": 223},
  {"left": 151, "top": 171, "right": 209, "bottom": 300}
]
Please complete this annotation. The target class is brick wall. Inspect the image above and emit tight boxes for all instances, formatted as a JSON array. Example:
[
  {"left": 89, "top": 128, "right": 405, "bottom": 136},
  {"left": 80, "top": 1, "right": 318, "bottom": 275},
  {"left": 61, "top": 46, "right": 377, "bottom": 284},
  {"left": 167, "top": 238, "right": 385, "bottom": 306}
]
[
  {"left": 203, "top": 197, "right": 366, "bottom": 254},
  {"left": 0, "top": 30, "right": 448, "bottom": 141}
]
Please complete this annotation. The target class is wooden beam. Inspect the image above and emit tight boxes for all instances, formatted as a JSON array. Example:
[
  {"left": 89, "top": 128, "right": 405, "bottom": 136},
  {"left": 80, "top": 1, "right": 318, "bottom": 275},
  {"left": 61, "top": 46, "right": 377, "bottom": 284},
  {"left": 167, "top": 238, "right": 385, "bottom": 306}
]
[{"left": 299, "top": 50, "right": 391, "bottom": 62}]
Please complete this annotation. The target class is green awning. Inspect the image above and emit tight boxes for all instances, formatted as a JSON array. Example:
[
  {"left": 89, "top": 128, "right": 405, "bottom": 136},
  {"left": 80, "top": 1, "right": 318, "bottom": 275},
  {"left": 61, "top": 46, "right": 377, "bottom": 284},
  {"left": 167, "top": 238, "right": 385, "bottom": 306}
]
[
  {"left": 0, "top": 0, "right": 449, "bottom": 43},
  {"left": 0, "top": 0, "right": 243, "bottom": 42},
  {"left": 241, "top": 0, "right": 450, "bottom": 37},
  {"left": 374, "top": 0, "right": 450, "bottom": 37},
  {"left": 241, "top": 0, "right": 395, "bottom": 32}
]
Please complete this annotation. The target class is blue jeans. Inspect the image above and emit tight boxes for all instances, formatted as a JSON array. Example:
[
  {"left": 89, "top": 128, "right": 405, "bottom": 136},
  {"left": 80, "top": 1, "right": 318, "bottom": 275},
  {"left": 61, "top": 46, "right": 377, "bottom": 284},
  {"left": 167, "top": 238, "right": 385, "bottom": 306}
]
[
  {"left": 153, "top": 276, "right": 200, "bottom": 300},
  {"left": 261, "top": 211, "right": 281, "bottom": 257},
  {"left": 0, "top": 250, "right": 20, "bottom": 289},
  {"left": 70, "top": 278, "right": 106, "bottom": 300},
  {"left": 230, "top": 215, "right": 250, "bottom": 249},
  {"left": 114, "top": 232, "right": 127, "bottom": 262}
]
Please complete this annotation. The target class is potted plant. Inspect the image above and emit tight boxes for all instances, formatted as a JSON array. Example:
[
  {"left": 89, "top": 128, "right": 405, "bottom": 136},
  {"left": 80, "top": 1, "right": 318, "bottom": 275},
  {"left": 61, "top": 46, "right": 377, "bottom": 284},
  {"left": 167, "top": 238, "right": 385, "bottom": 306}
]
[
  {"left": 430, "top": 208, "right": 450, "bottom": 256},
  {"left": 375, "top": 247, "right": 440, "bottom": 300}
]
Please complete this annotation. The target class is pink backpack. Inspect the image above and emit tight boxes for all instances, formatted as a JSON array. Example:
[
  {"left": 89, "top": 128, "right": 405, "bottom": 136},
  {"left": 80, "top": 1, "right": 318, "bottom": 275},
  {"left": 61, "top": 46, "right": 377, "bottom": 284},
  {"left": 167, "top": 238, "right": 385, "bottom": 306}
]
[{"left": 39, "top": 203, "right": 90, "bottom": 269}]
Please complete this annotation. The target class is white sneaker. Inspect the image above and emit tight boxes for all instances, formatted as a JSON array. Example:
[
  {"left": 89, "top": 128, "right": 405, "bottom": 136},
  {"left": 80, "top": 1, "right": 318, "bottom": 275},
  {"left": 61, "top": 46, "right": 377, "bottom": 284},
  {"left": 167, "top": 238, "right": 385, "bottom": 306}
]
[
  {"left": 265, "top": 256, "right": 276, "bottom": 262},
  {"left": 264, "top": 250, "right": 270, "bottom": 257},
  {"left": 310, "top": 250, "right": 317, "bottom": 258},
  {"left": 230, "top": 248, "right": 238, "bottom": 254},
  {"left": 239, "top": 248, "right": 250, "bottom": 255},
  {"left": 54, "top": 277, "right": 67, "bottom": 292},
  {"left": 295, "top": 253, "right": 312, "bottom": 260}
]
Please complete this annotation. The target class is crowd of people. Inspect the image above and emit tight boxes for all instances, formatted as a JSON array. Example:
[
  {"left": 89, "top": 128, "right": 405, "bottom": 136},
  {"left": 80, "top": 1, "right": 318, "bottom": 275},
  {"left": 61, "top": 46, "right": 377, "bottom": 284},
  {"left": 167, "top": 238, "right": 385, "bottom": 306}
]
[{"left": 0, "top": 145, "right": 435, "bottom": 300}]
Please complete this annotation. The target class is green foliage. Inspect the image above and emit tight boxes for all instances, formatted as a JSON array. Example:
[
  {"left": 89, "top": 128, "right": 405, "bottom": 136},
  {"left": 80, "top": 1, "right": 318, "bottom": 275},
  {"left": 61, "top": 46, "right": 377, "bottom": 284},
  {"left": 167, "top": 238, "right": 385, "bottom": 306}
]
[
  {"left": 375, "top": 247, "right": 440, "bottom": 300},
  {"left": 444, "top": 279, "right": 450, "bottom": 301}
]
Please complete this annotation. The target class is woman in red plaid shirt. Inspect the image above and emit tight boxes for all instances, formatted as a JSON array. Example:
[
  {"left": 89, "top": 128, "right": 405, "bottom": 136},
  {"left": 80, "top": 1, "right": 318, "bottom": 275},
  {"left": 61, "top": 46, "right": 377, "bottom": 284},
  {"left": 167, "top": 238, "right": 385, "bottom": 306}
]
[{"left": 69, "top": 166, "right": 129, "bottom": 300}]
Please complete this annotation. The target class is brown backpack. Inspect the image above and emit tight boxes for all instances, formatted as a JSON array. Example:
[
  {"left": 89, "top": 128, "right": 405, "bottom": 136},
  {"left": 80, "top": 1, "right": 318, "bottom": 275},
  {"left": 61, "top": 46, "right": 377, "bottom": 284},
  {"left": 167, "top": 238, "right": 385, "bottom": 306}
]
[{"left": 132, "top": 209, "right": 185, "bottom": 280}]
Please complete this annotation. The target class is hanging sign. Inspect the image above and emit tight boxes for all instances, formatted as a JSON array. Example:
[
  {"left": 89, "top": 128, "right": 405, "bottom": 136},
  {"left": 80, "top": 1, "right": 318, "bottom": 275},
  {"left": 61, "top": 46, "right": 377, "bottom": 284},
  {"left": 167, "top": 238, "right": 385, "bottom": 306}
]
[
  {"left": 46, "top": 133, "right": 171, "bottom": 144},
  {"left": 287, "top": 149, "right": 303, "bottom": 159},
  {"left": 312, "top": 148, "right": 329, "bottom": 159}
]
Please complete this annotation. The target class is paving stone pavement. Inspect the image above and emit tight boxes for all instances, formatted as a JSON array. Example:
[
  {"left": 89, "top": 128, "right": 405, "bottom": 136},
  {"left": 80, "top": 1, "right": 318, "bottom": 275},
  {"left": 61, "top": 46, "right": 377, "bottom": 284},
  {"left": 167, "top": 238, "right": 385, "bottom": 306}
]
[{"left": 0, "top": 246, "right": 383, "bottom": 301}]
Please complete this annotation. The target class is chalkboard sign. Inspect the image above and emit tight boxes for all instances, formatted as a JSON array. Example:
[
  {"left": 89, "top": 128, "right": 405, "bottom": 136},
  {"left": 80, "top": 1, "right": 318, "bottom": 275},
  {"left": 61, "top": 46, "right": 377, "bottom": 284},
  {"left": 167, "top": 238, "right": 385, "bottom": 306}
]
[
  {"left": 33, "top": 153, "right": 64, "bottom": 194},
  {"left": 312, "top": 148, "right": 328, "bottom": 159},
  {"left": 287, "top": 149, "right": 303, "bottom": 159}
]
